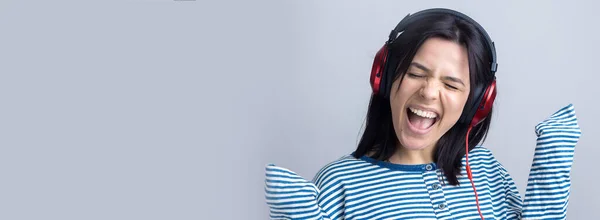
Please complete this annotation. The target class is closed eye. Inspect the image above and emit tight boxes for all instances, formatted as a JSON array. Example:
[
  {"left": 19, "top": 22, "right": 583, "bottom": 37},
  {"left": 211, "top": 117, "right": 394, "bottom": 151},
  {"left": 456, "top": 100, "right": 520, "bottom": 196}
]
[
  {"left": 407, "top": 73, "right": 425, "bottom": 78},
  {"left": 445, "top": 84, "right": 459, "bottom": 90}
]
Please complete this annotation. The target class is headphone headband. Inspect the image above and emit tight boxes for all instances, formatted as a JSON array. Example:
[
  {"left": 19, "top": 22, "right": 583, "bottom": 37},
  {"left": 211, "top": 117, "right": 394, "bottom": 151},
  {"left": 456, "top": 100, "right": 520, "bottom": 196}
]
[{"left": 388, "top": 8, "right": 498, "bottom": 74}]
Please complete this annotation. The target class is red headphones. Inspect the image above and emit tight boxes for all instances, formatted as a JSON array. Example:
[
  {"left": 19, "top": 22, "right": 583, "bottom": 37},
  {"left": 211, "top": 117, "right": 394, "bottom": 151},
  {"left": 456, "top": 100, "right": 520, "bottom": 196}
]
[
  {"left": 370, "top": 8, "right": 497, "bottom": 128},
  {"left": 370, "top": 8, "right": 498, "bottom": 219}
]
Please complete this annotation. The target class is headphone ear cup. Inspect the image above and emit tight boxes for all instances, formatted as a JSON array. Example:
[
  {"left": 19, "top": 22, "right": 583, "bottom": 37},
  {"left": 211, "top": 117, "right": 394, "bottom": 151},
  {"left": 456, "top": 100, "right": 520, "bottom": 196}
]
[
  {"left": 370, "top": 44, "right": 390, "bottom": 95},
  {"left": 466, "top": 80, "right": 497, "bottom": 127}
]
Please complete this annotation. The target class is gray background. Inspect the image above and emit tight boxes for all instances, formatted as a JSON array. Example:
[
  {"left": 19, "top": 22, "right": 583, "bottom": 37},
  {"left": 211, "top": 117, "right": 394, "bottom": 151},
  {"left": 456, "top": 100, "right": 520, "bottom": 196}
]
[{"left": 0, "top": 0, "right": 597, "bottom": 219}]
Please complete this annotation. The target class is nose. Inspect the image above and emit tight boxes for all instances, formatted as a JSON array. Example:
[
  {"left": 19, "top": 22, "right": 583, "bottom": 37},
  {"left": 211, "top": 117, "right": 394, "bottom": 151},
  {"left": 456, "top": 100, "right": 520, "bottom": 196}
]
[{"left": 419, "top": 80, "right": 439, "bottom": 100}]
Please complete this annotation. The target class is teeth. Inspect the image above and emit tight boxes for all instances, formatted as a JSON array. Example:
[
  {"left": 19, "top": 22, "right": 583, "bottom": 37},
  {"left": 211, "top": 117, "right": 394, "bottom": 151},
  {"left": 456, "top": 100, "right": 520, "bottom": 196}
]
[{"left": 409, "top": 107, "right": 437, "bottom": 119}]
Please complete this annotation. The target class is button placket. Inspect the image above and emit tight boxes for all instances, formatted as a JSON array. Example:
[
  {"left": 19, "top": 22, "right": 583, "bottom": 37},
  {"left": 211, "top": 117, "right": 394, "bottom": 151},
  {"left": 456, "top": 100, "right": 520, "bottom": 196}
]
[{"left": 422, "top": 169, "right": 451, "bottom": 219}]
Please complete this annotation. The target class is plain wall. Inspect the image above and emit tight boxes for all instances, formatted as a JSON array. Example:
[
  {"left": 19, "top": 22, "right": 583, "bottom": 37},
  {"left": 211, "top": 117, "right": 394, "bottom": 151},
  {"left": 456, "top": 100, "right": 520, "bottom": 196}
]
[{"left": 0, "top": 0, "right": 597, "bottom": 219}]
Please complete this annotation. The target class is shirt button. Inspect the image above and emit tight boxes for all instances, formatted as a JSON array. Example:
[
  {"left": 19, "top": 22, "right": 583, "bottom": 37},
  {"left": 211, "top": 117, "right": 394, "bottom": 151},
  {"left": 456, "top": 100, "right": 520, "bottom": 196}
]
[
  {"left": 438, "top": 203, "right": 446, "bottom": 210},
  {"left": 432, "top": 184, "right": 440, "bottom": 190},
  {"left": 425, "top": 164, "right": 433, "bottom": 171}
]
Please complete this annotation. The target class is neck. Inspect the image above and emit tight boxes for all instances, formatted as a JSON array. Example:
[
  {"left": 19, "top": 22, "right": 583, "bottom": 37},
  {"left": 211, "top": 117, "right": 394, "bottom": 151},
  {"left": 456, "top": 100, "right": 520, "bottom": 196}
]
[{"left": 388, "top": 143, "right": 436, "bottom": 165}]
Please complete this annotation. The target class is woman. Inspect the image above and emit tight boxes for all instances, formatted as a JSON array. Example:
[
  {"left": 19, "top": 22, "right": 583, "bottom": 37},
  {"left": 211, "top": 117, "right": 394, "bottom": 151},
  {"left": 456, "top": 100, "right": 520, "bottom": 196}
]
[{"left": 265, "top": 8, "right": 580, "bottom": 220}]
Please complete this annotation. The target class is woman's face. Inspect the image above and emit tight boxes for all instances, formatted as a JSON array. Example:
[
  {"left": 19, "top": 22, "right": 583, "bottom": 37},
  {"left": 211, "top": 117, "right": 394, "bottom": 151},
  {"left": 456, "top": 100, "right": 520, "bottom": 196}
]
[{"left": 390, "top": 37, "right": 471, "bottom": 151}]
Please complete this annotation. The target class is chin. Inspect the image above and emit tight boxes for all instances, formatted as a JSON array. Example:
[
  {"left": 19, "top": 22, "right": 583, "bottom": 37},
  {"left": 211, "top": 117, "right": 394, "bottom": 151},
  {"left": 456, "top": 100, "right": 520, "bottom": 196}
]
[{"left": 398, "top": 134, "right": 434, "bottom": 151}]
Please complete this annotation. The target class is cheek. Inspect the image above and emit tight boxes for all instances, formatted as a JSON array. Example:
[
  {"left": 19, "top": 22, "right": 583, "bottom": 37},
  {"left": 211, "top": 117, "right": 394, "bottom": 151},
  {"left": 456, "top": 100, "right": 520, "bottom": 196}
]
[
  {"left": 390, "top": 96, "right": 407, "bottom": 121},
  {"left": 442, "top": 92, "right": 470, "bottom": 122},
  {"left": 390, "top": 84, "right": 412, "bottom": 116}
]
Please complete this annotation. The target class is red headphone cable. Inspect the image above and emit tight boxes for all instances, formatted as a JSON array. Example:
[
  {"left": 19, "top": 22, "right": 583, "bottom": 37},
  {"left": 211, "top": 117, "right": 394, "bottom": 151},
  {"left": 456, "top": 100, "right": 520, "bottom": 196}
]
[{"left": 466, "top": 126, "right": 484, "bottom": 220}]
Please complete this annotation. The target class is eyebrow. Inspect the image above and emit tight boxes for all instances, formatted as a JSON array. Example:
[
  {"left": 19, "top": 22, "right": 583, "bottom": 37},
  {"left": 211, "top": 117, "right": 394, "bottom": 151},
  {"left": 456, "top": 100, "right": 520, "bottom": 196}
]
[
  {"left": 410, "top": 62, "right": 431, "bottom": 73},
  {"left": 410, "top": 62, "right": 466, "bottom": 86}
]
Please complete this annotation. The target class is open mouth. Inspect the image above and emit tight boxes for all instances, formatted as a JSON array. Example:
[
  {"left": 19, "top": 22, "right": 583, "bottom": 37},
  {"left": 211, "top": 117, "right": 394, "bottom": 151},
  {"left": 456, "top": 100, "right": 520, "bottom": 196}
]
[{"left": 407, "top": 107, "right": 438, "bottom": 132}]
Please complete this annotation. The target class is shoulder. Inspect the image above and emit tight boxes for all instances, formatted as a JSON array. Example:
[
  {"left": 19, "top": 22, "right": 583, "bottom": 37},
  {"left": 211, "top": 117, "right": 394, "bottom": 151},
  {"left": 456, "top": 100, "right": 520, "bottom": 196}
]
[
  {"left": 466, "top": 145, "right": 499, "bottom": 162},
  {"left": 311, "top": 154, "right": 364, "bottom": 188},
  {"left": 467, "top": 145, "right": 511, "bottom": 175},
  {"left": 465, "top": 146, "right": 503, "bottom": 169}
]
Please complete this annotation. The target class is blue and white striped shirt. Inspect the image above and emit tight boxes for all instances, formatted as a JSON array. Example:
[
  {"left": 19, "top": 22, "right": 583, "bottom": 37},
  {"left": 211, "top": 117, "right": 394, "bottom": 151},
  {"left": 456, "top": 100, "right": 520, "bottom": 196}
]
[{"left": 265, "top": 104, "right": 580, "bottom": 219}]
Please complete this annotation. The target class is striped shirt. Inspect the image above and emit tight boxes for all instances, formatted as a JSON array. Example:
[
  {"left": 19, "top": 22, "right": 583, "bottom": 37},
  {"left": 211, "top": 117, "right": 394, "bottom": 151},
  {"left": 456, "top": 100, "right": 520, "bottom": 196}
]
[{"left": 265, "top": 104, "right": 580, "bottom": 219}]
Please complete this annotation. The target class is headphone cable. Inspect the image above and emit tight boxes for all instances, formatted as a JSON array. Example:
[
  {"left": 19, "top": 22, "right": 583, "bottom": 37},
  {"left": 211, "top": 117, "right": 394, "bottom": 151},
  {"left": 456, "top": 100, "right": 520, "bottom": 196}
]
[{"left": 466, "top": 127, "right": 484, "bottom": 220}]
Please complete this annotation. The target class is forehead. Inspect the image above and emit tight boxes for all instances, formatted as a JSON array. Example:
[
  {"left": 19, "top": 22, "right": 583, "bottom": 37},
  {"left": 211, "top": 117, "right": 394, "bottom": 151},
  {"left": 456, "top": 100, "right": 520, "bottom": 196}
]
[{"left": 410, "top": 37, "right": 469, "bottom": 77}]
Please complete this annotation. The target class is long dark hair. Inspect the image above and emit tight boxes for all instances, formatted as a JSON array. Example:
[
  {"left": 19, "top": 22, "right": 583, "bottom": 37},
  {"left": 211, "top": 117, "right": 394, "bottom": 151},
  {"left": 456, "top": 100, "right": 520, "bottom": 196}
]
[{"left": 352, "top": 13, "right": 495, "bottom": 186}]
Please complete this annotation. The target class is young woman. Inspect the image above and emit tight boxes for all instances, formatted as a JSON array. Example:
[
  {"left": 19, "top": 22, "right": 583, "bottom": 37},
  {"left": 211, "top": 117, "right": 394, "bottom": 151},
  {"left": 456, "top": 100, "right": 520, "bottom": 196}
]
[{"left": 265, "top": 8, "right": 580, "bottom": 220}]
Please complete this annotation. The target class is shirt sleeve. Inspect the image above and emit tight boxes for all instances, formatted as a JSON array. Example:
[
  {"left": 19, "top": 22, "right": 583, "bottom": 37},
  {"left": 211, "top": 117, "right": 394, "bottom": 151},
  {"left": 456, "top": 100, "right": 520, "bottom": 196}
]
[
  {"left": 498, "top": 161, "right": 524, "bottom": 219},
  {"left": 521, "top": 104, "right": 581, "bottom": 219},
  {"left": 312, "top": 164, "right": 347, "bottom": 220},
  {"left": 264, "top": 164, "right": 332, "bottom": 220}
]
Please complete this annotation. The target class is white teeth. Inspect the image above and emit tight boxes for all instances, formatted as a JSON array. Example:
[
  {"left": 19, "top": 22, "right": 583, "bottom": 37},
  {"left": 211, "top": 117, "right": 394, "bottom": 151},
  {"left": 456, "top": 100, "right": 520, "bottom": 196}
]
[{"left": 409, "top": 107, "right": 437, "bottom": 119}]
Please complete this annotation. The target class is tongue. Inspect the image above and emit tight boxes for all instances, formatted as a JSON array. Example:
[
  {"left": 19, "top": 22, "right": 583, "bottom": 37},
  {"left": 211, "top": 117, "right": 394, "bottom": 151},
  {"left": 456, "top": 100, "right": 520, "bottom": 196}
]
[{"left": 408, "top": 111, "right": 435, "bottom": 130}]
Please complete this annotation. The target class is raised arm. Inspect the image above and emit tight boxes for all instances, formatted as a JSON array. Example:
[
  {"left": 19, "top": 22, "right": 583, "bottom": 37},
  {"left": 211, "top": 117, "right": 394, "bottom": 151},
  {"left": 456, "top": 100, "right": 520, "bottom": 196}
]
[{"left": 521, "top": 104, "right": 581, "bottom": 219}]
